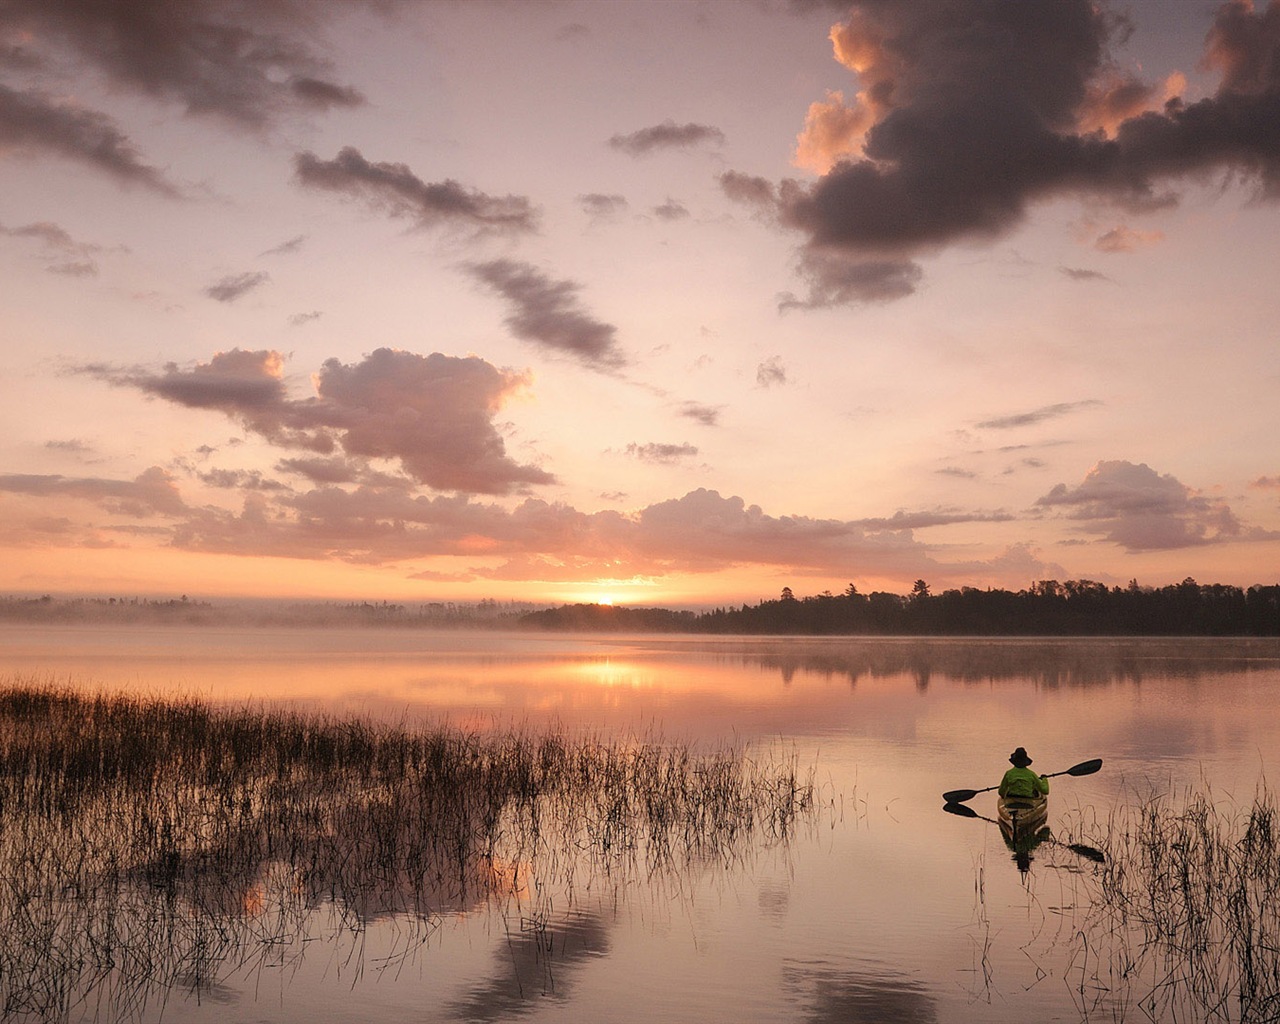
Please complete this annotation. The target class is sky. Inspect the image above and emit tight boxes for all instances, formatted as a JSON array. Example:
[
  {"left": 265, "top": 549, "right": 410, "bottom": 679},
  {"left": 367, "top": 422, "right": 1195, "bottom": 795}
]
[{"left": 2, "top": 0, "right": 1279, "bottom": 608}]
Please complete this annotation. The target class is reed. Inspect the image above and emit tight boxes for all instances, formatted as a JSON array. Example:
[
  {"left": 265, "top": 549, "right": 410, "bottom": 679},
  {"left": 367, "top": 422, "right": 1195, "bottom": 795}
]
[
  {"left": 1067, "top": 785, "right": 1280, "bottom": 1023},
  {"left": 0, "top": 680, "right": 816, "bottom": 1021}
]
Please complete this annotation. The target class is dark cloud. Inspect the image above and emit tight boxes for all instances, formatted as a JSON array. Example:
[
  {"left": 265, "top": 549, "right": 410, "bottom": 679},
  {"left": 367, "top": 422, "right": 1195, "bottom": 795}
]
[
  {"left": 197, "top": 468, "right": 286, "bottom": 491},
  {"left": 1252, "top": 475, "right": 1280, "bottom": 489},
  {"left": 294, "top": 147, "right": 538, "bottom": 235},
  {"left": 44, "top": 439, "right": 92, "bottom": 455},
  {"left": 0, "top": 84, "right": 179, "bottom": 194},
  {"left": 289, "top": 77, "right": 363, "bottom": 111},
  {"left": 0, "top": 0, "right": 364, "bottom": 129},
  {"left": 1060, "top": 266, "right": 1111, "bottom": 282},
  {"left": 719, "top": 170, "right": 778, "bottom": 209},
  {"left": 260, "top": 234, "right": 307, "bottom": 257},
  {"left": 1036, "top": 460, "right": 1246, "bottom": 550},
  {"left": 624, "top": 442, "right": 699, "bottom": 465},
  {"left": 204, "top": 270, "right": 269, "bottom": 303},
  {"left": 47, "top": 260, "right": 97, "bottom": 277},
  {"left": 1, "top": 219, "right": 113, "bottom": 275},
  {"left": 288, "top": 311, "right": 322, "bottom": 326},
  {"left": 977, "top": 400, "right": 1102, "bottom": 430},
  {"left": 779, "top": 249, "right": 922, "bottom": 309},
  {"left": 936, "top": 467, "right": 978, "bottom": 479},
  {"left": 85, "top": 348, "right": 554, "bottom": 496},
  {"left": 1, "top": 220, "right": 76, "bottom": 249},
  {"left": 608, "top": 119, "right": 725, "bottom": 156},
  {"left": 678, "top": 402, "right": 720, "bottom": 427},
  {"left": 0, "top": 467, "right": 185, "bottom": 518},
  {"left": 275, "top": 455, "right": 406, "bottom": 488},
  {"left": 853, "top": 509, "right": 1014, "bottom": 530},
  {"left": 465, "top": 259, "right": 625, "bottom": 369},
  {"left": 578, "top": 193, "right": 628, "bottom": 218},
  {"left": 756, "top": 357, "right": 788, "bottom": 388},
  {"left": 725, "top": 0, "right": 1280, "bottom": 304},
  {"left": 653, "top": 198, "right": 690, "bottom": 221}
]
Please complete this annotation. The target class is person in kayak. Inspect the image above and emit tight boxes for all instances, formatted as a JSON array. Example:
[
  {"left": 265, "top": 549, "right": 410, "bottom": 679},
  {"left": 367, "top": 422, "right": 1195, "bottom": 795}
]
[{"left": 999, "top": 747, "right": 1050, "bottom": 799}]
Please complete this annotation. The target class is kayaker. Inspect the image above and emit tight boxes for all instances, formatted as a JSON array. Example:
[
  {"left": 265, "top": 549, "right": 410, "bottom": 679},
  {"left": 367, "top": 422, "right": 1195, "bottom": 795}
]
[{"left": 999, "top": 747, "right": 1050, "bottom": 799}]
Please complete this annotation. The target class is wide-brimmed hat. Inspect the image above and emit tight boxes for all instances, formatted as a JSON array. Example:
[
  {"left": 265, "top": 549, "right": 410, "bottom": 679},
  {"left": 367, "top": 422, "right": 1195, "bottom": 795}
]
[{"left": 1009, "top": 747, "right": 1033, "bottom": 767}]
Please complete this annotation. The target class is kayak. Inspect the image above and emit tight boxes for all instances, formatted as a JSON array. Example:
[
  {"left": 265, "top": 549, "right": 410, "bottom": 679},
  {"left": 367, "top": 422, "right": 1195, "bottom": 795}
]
[{"left": 997, "top": 793, "right": 1048, "bottom": 847}]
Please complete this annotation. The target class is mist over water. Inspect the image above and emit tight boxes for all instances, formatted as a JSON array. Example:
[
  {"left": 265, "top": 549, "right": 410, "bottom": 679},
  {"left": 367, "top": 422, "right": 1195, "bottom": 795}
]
[{"left": 3, "top": 625, "right": 1279, "bottom": 1022}]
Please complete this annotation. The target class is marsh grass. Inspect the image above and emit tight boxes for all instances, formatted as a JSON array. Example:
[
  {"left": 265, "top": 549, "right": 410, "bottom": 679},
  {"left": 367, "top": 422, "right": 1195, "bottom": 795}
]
[
  {"left": 0, "top": 680, "right": 815, "bottom": 1021},
  {"left": 1065, "top": 786, "right": 1280, "bottom": 1023}
]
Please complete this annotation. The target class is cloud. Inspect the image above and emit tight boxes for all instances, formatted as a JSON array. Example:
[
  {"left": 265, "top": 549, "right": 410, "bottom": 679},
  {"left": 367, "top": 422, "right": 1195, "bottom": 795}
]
[
  {"left": 0, "top": 84, "right": 179, "bottom": 194},
  {"left": 204, "top": 271, "right": 269, "bottom": 303},
  {"left": 678, "top": 402, "right": 720, "bottom": 427},
  {"left": 1035, "top": 460, "right": 1245, "bottom": 550},
  {"left": 624, "top": 443, "right": 699, "bottom": 465},
  {"left": 1, "top": 220, "right": 77, "bottom": 250},
  {"left": 608, "top": 120, "right": 725, "bottom": 156},
  {"left": 1094, "top": 225, "right": 1165, "bottom": 253},
  {"left": 724, "top": 0, "right": 1280, "bottom": 305},
  {"left": 197, "top": 468, "right": 286, "bottom": 491},
  {"left": 0, "top": 0, "right": 363, "bottom": 129},
  {"left": 935, "top": 467, "right": 978, "bottom": 480},
  {"left": 719, "top": 170, "right": 779, "bottom": 210},
  {"left": 288, "top": 311, "right": 322, "bottom": 326},
  {"left": 1059, "top": 266, "right": 1111, "bottom": 282},
  {"left": 1252, "top": 475, "right": 1280, "bottom": 489},
  {"left": 793, "top": 90, "right": 874, "bottom": 174},
  {"left": 465, "top": 259, "right": 625, "bottom": 369},
  {"left": 756, "top": 357, "right": 788, "bottom": 388},
  {"left": 260, "top": 234, "right": 307, "bottom": 257},
  {"left": 578, "top": 193, "right": 628, "bottom": 218},
  {"left": 779, "top": 249, "right": 922, "bottom": 308},
  {"left": 652, "top": 198, "right": 690, "bottom": 221},
  {"left": 294, "top": 147, "right": 538, "bottom": 235},
  {"left": 85, "top": 347, "right": 554, "bottom": 495},
  {"left": 1, "top": 219, "right": 116, "bottom": 276},
  {"left": 1, "top": 463, "right": 1064, "bottom": 586},
  {"left": 275, "top": 456, "right": 406, "bottom": 488},
  {"left": 0, "top": 467, "right": 186, "bottom": 517},
  {"left": 44, "top": 439, "right": 93, "bottom": 455},
  {"left": 289, "top": 77, "right": 363, "bottom": 111},
  {"left": 47, "top": 260, "right": 97, "bottom": 277},
  {"left": 853, "top": 509, "right": 1015, "bottom": 530},
  {"left": 977, "top": 400, "right": 1102, "bottom": 430}
]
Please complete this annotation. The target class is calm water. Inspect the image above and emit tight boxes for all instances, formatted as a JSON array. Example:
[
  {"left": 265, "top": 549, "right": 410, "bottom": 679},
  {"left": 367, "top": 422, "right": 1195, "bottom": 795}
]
[{"left": 4, "top": 625, "right": 1280, "bottom": 1023}]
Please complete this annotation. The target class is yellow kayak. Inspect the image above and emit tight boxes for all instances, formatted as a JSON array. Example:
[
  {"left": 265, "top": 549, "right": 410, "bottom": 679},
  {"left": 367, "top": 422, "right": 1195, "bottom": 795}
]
[{"left": 997, "top": 793, "right": 1048, "bottom": 847}]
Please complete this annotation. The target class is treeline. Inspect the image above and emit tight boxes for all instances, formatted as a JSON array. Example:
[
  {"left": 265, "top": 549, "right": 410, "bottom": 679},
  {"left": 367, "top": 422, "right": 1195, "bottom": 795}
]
[
  {"left": 520, "top": 579, "right": 1280, "bottom": 636},
  {"left": 0, "top": 595, "right": 542, "bottom": 628}
]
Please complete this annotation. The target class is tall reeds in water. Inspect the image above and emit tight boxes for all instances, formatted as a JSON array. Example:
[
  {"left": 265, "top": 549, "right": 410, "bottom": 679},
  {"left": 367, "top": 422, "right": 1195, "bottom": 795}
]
[
  {"left": 1069, "top": 786, "right": 1280, "bottom": 1023},
  {"left": 0, "top": 680, "right": 815, "bottom": 1021}
]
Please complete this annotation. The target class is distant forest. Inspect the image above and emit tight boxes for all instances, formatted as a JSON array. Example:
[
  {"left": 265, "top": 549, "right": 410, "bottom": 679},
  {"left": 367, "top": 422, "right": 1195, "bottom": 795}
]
[
  {"left": 5, "top": 579, "right": 1280, "bottom": 636},
  {"left": 519, "top": 579, "right": 1280, "bottom": 636}
]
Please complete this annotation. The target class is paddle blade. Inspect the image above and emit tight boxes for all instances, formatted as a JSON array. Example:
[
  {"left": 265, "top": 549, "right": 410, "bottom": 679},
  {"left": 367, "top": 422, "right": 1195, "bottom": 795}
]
[
  {"left": 942, "top": 788, "right": 979, "bottom": 803},
  {"left": 1064, "top": 757, "right": 1103, "bottom": 778},
  {"left": 943, "top": 801, "right": 979, "bottom": 818}
]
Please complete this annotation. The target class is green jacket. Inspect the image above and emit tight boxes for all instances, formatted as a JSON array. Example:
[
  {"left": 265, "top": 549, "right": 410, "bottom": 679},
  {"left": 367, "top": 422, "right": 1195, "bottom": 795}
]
[{"left": 999, "top": 766, "right": 1049, "bottom": 798}]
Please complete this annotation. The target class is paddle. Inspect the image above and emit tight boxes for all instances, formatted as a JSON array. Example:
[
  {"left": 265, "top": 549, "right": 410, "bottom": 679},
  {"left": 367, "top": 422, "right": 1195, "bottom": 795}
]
[
  {"left": 941, "top": 801, "right": 1105, "bottom": 863},
  {"left": 941, "top": 757, "right": 1103, "bottom": 804}
]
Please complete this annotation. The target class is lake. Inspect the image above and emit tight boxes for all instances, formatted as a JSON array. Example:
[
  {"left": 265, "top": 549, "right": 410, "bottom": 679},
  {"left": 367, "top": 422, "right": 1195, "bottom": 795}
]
[{"left": 4, "top": 625, "right": 1279, "bottom": 1023}]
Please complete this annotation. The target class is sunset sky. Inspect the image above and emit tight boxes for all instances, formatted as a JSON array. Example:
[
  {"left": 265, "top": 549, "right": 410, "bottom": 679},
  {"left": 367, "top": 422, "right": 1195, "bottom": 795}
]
[{"left": 2, "top": 0, "right": 1279, "bottom": 607}]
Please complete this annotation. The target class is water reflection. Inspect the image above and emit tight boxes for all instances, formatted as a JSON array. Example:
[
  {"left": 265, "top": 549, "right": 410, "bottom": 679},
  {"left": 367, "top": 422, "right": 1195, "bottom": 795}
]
[
  {"left": 783, "top": 963, "right": 938, "bottom": 1024},
  {"left": 448, "top": 910, "right": 608, "bottom": 1021}
]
